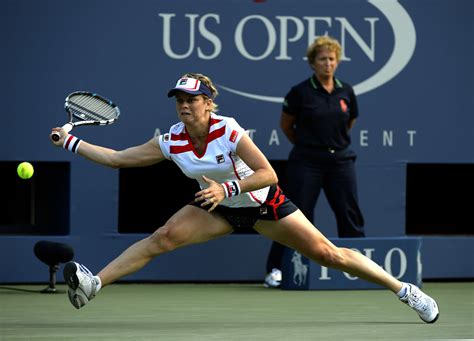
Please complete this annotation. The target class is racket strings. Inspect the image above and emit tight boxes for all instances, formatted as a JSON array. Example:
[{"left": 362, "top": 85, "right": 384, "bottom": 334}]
[{"left": 68, "top": 95, "right": 118, "bottom": 121}]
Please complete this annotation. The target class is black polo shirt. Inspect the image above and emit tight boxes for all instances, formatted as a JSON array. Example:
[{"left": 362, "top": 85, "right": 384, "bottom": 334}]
[{"left": 283, "top": 75, "right": 358, "bottom": 151}]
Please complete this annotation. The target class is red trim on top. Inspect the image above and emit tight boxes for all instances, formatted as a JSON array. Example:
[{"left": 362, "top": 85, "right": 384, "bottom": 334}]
[
  {"left": 170, "top": 144, "right": 194, "bottom": 154},
  {"left": 169, "top": 117, "right": 224, "bottom": 157},
  {"left": 209, "top": 117, "right": 222, "bottom": 126},
  {"left": 185, "top": 125, "right": 226, "bottom": 158},
  {"left": 171, "top": 133, "right": 188, "bottom": 141},
  {"left": 207, "top": 126, "right": 225, "bottom": 143},
  {"left": 228, "top": 152, "right": 263, "bottom": 205}
]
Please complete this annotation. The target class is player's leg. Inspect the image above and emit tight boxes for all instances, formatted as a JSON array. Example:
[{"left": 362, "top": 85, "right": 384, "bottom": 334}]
[
  {"left": 97, "top": 205, "right": 232, "bottom": 285},
  {"left": 255, "top": 209, "right": 398, "bottom": 290},
  {"left": 263, "top": 158, "right": 322, "bottom": 287},
  {"left": 254, "top": 210, "right": 439, "bottom": 323},
  {"left": 64, "top": 205, "right": 233, "bottom": 309}
]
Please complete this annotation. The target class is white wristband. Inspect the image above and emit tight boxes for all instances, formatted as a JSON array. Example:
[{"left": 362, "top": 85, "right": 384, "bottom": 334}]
[
  {"left": 63, "top": 134, "right": 82, "bottom": 154},
  {"left": 222, "top": 181, "right": 241, "bottom": 198}
]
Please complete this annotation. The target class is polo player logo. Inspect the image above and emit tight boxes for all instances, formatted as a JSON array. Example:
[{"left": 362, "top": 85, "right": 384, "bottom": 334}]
[{"left": 291, "top": 251, "right": 308, "bottom": 286}]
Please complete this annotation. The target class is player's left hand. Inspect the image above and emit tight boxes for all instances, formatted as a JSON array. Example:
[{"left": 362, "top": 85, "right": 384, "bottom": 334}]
[{"left": 195, "top": 175, "right": 226, "bottom": 212}]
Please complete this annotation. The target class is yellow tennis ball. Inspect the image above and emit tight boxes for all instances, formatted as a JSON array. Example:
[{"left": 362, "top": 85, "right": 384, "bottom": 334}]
[{"left": 17, "top": 162, "right": 34, "bottom": 179}]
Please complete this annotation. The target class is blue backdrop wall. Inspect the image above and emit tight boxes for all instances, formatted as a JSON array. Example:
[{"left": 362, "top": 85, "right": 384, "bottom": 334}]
[{"left": 1, "top": 0, "right": 472, "bottom": 283}]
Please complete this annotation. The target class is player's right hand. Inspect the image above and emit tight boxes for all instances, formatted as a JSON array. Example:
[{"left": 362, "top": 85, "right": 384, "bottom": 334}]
[
  {"left": 50, "top": 127, "right": 66, "bottom": 146},
  {"left": 195, "top": 175, "right": 226, "bottom": 212}
]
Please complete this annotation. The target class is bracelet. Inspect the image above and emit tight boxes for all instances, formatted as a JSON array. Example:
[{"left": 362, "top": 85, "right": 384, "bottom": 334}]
[
  {"left": 222, "top": 181, "right": 241, "bottom": 198},
  {"left": 63, "top": 134, "right": 82, "bottom": 154}
]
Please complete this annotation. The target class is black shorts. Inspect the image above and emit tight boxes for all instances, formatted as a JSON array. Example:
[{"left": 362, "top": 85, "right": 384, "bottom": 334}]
[{"left": 191, "top": 185, "right": 298, "bottom": 231}]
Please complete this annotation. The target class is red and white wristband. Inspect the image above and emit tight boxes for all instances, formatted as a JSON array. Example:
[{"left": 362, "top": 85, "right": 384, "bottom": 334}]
[
  {"left": 221, "top": 181, "right": 241, "bottom": 198},
  {"left": 63, "top": 134, "right": 82, "bottom": 154}
]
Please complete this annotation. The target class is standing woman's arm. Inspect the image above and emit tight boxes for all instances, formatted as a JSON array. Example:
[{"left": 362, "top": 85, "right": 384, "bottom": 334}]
[
  {"left": 280, "top": 111, "right": 297, "bottom": 144},
  {"left": 347, "top": 117, "right": 357, "bottom": 130},
  {"left": 347, "top": 86, "right": 359, "bottom": 131}
]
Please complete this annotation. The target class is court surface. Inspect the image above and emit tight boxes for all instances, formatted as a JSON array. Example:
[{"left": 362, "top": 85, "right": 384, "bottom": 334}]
[{"left": 0, "top": 282, "right": 472, "bottom": 340}]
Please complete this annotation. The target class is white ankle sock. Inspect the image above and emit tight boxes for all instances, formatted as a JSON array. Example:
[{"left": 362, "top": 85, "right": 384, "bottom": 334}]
[
  {"left": 94, "top": 276, "right": 102, "bottom": 292},
  {"left": 396, "top": 283, "right": 409, "bottom": 298}
]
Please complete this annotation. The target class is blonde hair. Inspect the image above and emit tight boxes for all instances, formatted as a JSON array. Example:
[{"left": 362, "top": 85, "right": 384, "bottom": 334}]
[
  {"left": 181, "top": 72, "right": 219, "bottom": 112},
  {"left": 306, "top": 36, "right": 342, "bottom": 64}
]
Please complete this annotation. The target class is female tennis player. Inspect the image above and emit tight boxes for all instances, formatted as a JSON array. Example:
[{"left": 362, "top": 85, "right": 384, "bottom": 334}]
[{"left": 50, "top": 73, "right": 439, "bottom": 323}]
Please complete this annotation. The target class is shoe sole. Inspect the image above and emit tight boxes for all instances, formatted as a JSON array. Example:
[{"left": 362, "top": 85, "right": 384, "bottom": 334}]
[
  {"left": 422, "top": 311, "right": 439, "bottom": 324},
  {"left": 423, "top": 301, "right": 440, "bottom": 324},
  {"left": 427, "top": 312, "right": 440, "bottom": 324},
  {"left": 63, "top": 262, "right": 80, "bottom": 290},
  {"left": 67, "top": 288, "right": 82, "bottom": 309}
]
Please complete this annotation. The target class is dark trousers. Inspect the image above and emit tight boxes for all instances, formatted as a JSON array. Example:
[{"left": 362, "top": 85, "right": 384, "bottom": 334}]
[{"left": 266, "top": 155, "right": 365, "bottom": 273}]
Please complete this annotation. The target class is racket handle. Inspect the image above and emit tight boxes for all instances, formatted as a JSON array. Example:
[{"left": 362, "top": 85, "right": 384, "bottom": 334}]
[{"left": 51, "top": 123, "right": 73, "bottom": 142}]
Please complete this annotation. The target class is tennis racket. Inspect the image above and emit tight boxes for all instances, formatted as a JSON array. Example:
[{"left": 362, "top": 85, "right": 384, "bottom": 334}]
[{"left": 51, "top": 91, "right": 120, "bottom": 141}]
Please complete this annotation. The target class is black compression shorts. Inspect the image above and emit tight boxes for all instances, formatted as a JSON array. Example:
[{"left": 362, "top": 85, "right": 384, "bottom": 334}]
[{"left": 191, "top": 185, "right": 298, "bottom": 230}]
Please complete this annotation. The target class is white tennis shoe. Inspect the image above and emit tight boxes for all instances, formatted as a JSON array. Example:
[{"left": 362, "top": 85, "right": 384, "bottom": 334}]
[
  {"left": 264, "top": 268, "right": 282, "bottom": 288},
  {"left": 400, "top": 283, "right": 439, "bottom": 323},
  {"left": 63, "top": 262, "right": 98, "bottom": 309}
]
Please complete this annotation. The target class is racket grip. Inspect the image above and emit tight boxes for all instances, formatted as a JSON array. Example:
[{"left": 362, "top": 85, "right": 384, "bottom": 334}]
[{"left": 51, "top": 123, "right": 73, "bottom": 142}]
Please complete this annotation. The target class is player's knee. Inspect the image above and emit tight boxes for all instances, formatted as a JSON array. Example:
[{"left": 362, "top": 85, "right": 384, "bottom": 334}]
[
  {"left": 148, "top": 223, "right": 182, "bottom": 253},
  {"left": 313, "top": 244, "right": 346, "bottom": 268}
]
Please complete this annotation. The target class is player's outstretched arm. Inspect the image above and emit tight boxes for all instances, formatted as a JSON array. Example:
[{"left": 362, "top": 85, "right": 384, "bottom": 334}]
[
  {"left": 78, "top": 138, "right": 165, "bottom": 168},
  {"left": 50, "top": 128, "right": 165, "bottom": 168}
]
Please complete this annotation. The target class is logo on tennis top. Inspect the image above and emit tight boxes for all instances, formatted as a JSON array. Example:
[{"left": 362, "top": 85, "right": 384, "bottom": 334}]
[
  {"left": 229, "top": 130, "right": 238, "bottom": 143},
  {"left": 216, "top": 154, "right": 225, "bottom": 164}
]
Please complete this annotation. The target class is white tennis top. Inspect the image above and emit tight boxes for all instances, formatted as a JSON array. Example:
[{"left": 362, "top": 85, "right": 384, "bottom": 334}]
[{"left": 157, "top": 113, "right": 270, "bottom": 208}]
